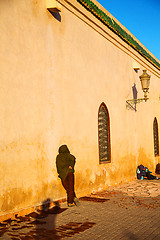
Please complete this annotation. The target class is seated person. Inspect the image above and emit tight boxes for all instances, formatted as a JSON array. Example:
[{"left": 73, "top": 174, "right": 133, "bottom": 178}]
[{"left": 137, "top": 165, "right": 159, "bottom": 180}]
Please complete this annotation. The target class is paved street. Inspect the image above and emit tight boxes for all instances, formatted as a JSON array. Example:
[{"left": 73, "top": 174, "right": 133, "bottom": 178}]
[{"left": 0, "top": 179, "right": 160, "bottom": 240}]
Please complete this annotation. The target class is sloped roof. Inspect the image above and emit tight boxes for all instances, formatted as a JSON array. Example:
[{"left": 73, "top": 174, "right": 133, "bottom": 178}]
[{"left": 77, "top": 0, "right": 160, "bottom": 70}]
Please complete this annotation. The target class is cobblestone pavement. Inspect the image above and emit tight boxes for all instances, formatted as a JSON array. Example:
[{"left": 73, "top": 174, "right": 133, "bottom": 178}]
[{"left": 0, "top": 179, "right": 160, "bottom": 240}]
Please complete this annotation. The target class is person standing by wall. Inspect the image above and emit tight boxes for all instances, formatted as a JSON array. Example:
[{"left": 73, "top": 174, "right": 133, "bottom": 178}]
[{"left": 56, "top": 145, "right": 79, "bottom": 207}]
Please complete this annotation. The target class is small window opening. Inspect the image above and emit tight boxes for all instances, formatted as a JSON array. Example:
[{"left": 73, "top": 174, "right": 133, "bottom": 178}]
[
  {"left": 153, "top": 117, "right": 159, "bottom": 156},
  {"left": 98, "top": 103, "right": 111, "bottom": 163}
]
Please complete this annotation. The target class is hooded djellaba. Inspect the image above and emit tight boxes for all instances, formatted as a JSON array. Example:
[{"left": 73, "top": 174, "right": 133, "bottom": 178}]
[{"left": 56, "top": 145, "right": 76, "bottom": 182}]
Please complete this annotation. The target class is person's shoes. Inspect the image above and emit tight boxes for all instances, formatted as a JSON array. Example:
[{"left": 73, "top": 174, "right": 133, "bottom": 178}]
[
  {"left": 68, "top": 203, "right": 75, "bottom": 207},
  {"left": 156, "top": 177, "right": 159, "bottom": 180},
  {"left": 74, "top": 197, "right": 80, "bottom": 206}
]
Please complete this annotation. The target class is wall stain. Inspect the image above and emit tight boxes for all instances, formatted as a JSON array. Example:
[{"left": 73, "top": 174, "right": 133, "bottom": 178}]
[
  {"left": 137, "top": 147, "right": 154, "bottom": 171},
  {"left": 0, "top": 134, "right": 155, "bottom": 217},
  {"left": 1, "top": 188, "right": 32, "bottom": 212},
  {"left": 75, "top": 154, "right": 137, "bottom": 195}
]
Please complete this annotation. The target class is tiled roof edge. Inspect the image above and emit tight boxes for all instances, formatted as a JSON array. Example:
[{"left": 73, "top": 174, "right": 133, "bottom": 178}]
[{"left": 77, "top": 0, "right": 160, "bottom": 70}]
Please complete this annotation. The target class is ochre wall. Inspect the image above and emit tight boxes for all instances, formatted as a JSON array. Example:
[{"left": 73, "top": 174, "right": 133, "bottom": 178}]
[{"left": 0, "top": 0, "right": 160, "bottom": 218}]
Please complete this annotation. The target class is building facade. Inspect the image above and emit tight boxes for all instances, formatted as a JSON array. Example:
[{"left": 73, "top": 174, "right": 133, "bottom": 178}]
[{"left": 0, "top": 0, "right": 160, "bottom": 219}]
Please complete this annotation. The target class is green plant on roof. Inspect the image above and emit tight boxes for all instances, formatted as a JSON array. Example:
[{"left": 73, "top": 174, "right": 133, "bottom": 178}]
[{"left": 77, "top": 0, "right": 160, "bottom": 70}]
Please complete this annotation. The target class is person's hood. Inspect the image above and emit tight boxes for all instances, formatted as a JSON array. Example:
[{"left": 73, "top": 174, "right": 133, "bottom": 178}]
[{"left": 58, "top": 145, "right": 70, "bottom": 154}]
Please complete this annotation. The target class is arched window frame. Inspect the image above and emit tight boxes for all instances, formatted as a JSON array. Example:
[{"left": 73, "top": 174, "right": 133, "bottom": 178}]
[
  {"left": 153, "top": 117, "right": 159, "bottom": 156},
  {"left": 98, "top": 102, "right": 111, "bottom": 164}
]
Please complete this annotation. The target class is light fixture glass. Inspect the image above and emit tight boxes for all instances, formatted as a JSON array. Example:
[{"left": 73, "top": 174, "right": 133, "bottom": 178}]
[{"left": 139, "top": 69, "right": 151, "bottom": 101}]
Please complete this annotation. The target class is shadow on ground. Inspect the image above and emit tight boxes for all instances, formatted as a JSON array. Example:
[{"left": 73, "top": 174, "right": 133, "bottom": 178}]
[
  {"left": 0, "top": 199, "right": 66, "bottom": 239},
  {"left": 0, "top": 199, "right": 96, "bottom": 239}
]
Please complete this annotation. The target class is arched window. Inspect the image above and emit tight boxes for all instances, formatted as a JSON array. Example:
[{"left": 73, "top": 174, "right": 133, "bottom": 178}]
[
  {"left": 98, "top": 103, "right": 111, "bottom": 163},
  {"left": 153, "top": 117, "right": 159, "bottom": 156}
]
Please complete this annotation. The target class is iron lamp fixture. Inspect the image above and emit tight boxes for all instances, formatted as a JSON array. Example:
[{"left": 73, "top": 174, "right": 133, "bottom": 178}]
[
  {"left": 139, "top": 69, "right": 151, "bottom": 101},
  {"left": 126, "top": 69, "right": 151, "bottom": 111}
]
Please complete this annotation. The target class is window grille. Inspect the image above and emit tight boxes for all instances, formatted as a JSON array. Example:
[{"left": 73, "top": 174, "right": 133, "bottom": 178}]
[
  {"left": 98, "top": 103, "right": 111, "bottom": 163},
  {"left": 153, "top": 117, "right": 159, "bottom": 156}
]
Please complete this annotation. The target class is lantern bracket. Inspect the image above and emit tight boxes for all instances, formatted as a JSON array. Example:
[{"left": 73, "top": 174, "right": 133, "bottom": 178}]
[
  {"left": 126, "top": 98, "right": 148, "bottom": 111},
  {"left": 126, "top": 69, "right": 150, "bottom": 111}
]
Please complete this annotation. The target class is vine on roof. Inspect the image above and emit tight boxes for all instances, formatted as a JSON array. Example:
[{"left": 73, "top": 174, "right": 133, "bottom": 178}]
[{"left": 77, "top": 0, "right": 160, "bottom": 70}]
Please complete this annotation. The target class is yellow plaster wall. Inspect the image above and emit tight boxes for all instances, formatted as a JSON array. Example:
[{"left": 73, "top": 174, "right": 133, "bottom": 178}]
[
  {"left": 0, "top": 0, "right": 61, "bottom": 215},
  {"left": 51, "top": 0, "right": 160, "bottom": 192},
  {"left": 0, "top": 0, "right": 160, "bottom": 218}
]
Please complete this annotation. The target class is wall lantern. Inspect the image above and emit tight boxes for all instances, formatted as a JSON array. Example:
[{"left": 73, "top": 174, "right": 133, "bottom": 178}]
[
  {"left": 139, "top": 69, "right": 151, "bottom": 101},
  {"left": 126, "top": 69, "right": 151, "bottom": 111}
]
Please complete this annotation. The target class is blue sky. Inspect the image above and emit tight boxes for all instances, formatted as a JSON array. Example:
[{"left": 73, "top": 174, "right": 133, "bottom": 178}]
[{"left": 98, "top": 0, "right": 160, "bottom": 61}]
